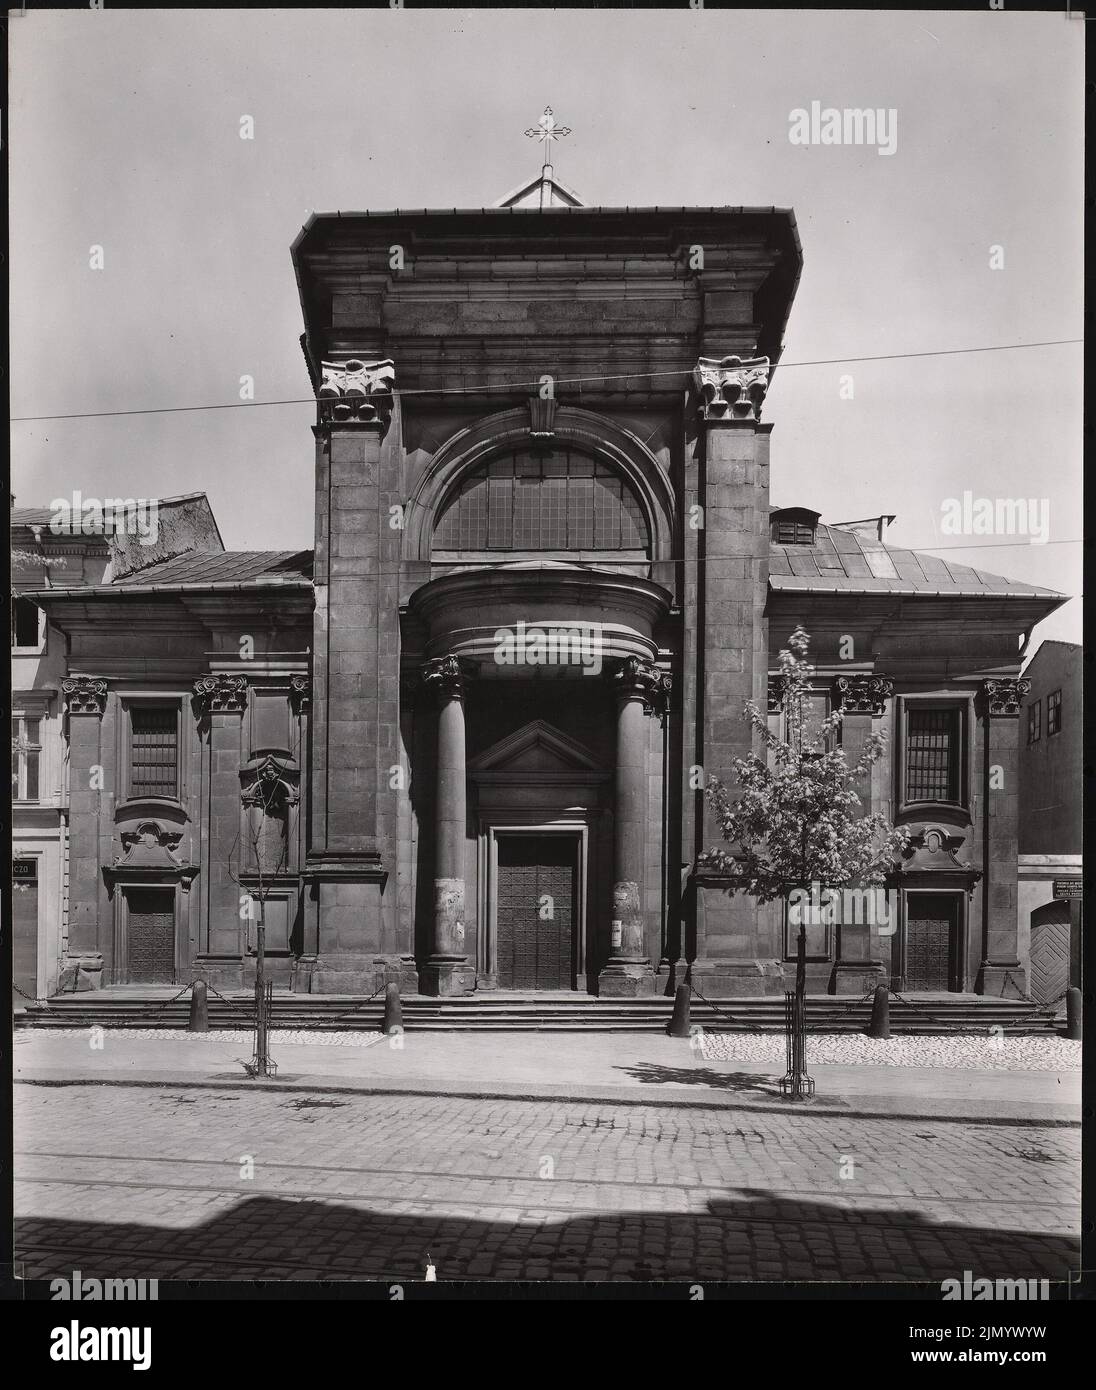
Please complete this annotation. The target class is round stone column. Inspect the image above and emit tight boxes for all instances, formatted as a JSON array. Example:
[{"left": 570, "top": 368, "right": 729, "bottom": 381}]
[
  {"left": 598, "top": 657, "right": 667, "bottom": 997},
  {"left": 420, "top": 655, "right": 476, "bottom": 996}
]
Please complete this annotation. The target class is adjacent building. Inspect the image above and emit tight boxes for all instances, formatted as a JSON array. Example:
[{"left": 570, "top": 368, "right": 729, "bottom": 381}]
[{"left": 1018, "top": 640, "right": 1082, "bottom": 1004}]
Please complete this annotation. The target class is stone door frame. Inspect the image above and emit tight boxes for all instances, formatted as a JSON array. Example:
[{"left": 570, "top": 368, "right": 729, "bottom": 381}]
[{"left": 479, "top": 818, "right": 590, "bottom": 992}]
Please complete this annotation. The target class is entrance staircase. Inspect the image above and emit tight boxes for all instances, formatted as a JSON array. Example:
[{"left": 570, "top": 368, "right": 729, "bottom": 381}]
[{"left": 14, "top": 989, "right": 1063, "bottom": 1035}]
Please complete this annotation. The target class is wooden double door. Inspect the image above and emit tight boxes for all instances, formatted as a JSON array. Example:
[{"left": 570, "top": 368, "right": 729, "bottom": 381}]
[
  {"left": 496, "top": 834, "right": 578, "bottom": 990},
  {"left": 899, "top": 894, "right": 960, "bottom": 992}
]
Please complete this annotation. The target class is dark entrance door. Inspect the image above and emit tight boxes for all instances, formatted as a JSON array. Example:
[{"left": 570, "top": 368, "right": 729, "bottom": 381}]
[
  {"left": 496, "top": 835, "right": 576, "bottom": 989},
  {"left": 902, "top": 895, "right": 958, "bottom": 991},
  {"left": 126, "top": 888, "right": 176, "bottom": 983},
  {"left": 12, "top": 860, "right": 38, "bottom": 1001}
]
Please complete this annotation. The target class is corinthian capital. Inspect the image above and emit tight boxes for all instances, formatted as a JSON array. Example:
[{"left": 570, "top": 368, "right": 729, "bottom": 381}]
[
  {"left": 611, "top": 657, "right": 672, "bottom": 715},
  {"left": 192, "top": 675, "right": 248, "bottom": 715},
  {"left": 693, "top": 355, "right": 771, "bottom": 422},
  {"left": 980, "top": 677, "right": 1031, "bottom": 717},
  {"left": 421, "top": 655, "right": 471, "bottom": 702},
  {"left": 62, "top": 676, "right": 108, "bottom": 716},
  {"left": 317, "top": 357, "right": 395, "bottom": 427},
  {"left": 834, "top": 674, "right": 894, "bottom": 717}
]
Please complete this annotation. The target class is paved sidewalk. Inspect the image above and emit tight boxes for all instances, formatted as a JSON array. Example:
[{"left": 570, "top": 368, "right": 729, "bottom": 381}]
[{"left": 13, "top": 1030, "right": 1081, "bottom": 1125}]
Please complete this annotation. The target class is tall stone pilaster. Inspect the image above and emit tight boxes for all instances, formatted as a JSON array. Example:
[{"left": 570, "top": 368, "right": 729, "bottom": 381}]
[
  {"left": 59, "top": 677, "right": 109, "bottom": 990},
  {"left": 830, "top": 674, "right": 893, "bottom": 994},
  {"left": 687, "top": 357, "right": 783, "bottom": 996},
  {"left": 305, "top": 358, "right": 403, "bottom": 993},
  {"left": 976, "top": 677, "right": 1031, "bottom": 996},
  {"left": 193, "top": 676, "right": 248, "bottom": 985}
]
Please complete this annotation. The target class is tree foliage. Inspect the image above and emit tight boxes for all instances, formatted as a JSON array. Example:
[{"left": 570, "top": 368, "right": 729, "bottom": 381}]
[{"left": 701, "top": 627, "right": 909, "bottom": 899}]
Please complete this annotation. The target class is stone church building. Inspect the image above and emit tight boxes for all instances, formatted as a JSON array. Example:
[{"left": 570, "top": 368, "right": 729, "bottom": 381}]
[{"left": 19, "top": 169, "right": 1067, "bottom": 1001}]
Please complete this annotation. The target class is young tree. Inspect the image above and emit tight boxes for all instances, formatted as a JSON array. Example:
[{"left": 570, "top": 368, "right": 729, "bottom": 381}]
[{"left": 702, "top": 626, "right": 908, "bottom": 995}]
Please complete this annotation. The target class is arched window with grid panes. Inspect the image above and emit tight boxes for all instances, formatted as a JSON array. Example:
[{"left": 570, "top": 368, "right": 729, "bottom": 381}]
[{"left": 431, "top": 448, "right": 651, "bottom": 565}]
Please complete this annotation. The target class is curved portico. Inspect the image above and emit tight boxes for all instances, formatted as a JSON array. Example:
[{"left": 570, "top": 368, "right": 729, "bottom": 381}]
[{"left": 408, "top": 564, "right": 673, "bottom": 996}]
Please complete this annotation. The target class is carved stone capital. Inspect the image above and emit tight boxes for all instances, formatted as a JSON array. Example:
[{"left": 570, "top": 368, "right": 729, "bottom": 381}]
[
  {"left": 421, "top": 654, "right": 471, "bottom": 702},
  {"left": 611, "top": 657, "right": 672, "bottom": 715},
  {"left": 693, "top": 355, "right": 771, "bottom": 422},
  {"left": 317, "top": 357, "right": 395, "bottom": 429},
  {"left": 834, "top": 674, "right": 894, "bottom": 717},
  {"left": 192, "top": 675, "right": 248, "bottom": 715},
  {"left": 289, "top": 674, "right": 310, "bottom": 714},
  {"left": 528, "top": 394, "right": 557, "bottom": 440},
  {"left": 980, "top": 677, "right": 1031, "bottom": 717},
  {"left": 62, "top": 676, "right": 108, "bottom": 716}
]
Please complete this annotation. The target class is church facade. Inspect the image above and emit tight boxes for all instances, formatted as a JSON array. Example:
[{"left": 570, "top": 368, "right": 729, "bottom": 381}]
[{"left": 20, "top": 187, "right": 1066, "bottom": 1001}]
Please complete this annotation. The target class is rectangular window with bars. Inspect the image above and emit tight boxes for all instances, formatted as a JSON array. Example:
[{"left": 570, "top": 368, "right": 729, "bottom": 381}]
[
  {"left": 906, "top": 706, "right": 961, "bottom": 803},
  {"left": 129, "top": 706, "right": 179, "bottom": 798}
]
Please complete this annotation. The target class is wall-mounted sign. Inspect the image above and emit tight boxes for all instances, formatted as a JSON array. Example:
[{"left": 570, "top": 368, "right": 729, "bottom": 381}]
[
  {"left": 1052, "top": 879, "right": 1083, "bottom": 900},
  {"left": 610, "top": 920, "right": 623, "bottom": 950},
  {"left": 12, "top": 860, "right": 37, "bottom": 881}
]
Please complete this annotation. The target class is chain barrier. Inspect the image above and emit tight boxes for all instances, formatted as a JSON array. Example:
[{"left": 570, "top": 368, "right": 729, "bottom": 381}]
[
  {"left": 12, "top": 982, "right": 39, "bottom": 1003},
  {"left": 685, "top": 981, "right": 742, "bottom": 1030}
]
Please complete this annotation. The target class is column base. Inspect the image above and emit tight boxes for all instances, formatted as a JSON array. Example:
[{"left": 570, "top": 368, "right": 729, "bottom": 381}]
[
  {"left": 686, "top": 958, "right": 784, "bottom": 998},
  {"left": 976, "top": 962, "right": 1027, "bottom": 998},
  {"left": 58, "top": 953, "right": 104, "bottom": 993},
  {"left": 597, "top": 962, "right": 657, "bottom": 997},
  {"left": 372, "top": 955, "right": 420, "bottom": 995},
  {"left": 419, "top": 959, "right": 476, "bottom": 997},
  {"left": 310, "top": 953, "right": 387, "bottom": 995},
  {"left": 828, "top": 961, "right": 887, "bottom": 997}
]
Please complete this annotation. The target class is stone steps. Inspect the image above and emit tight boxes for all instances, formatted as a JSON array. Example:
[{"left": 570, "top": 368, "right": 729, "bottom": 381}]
[{"left": 14, "top": 994, "right": 1062, "bottom": 1035}]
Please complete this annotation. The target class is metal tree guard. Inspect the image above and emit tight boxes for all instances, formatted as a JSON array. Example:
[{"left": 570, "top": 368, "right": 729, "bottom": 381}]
[{"left": 780, "top": 920, "right": 814, "bottom": 1100}]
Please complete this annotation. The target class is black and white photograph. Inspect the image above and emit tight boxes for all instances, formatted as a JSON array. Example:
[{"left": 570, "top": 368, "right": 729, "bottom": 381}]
[{"left": 4, "top": 0, "right": 1086, "bottom": 1347}]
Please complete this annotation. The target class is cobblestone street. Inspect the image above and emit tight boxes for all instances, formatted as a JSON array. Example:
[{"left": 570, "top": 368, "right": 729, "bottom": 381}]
[{"left": 14, "top": 1083, "right": 1080, "bottom": 1285}]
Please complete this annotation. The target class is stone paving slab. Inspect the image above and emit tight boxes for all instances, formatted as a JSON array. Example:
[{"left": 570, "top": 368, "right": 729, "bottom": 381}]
[
  {"left": 13, "top": 1084, "right": 1080, "bottom": 1285},
  {"left": 13, "top": 1030, "right": 1081, "bottom": 1127}
]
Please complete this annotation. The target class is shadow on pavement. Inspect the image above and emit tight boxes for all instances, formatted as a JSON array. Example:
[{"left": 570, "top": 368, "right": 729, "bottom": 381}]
[{"left": 15, "top": 1191, "right": 1078, "bottom": 1286}]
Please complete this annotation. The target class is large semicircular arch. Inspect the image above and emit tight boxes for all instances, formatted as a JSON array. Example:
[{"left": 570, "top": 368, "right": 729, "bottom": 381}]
[{"left": 402, "top": 406, "right": 676, "bottom": 563}]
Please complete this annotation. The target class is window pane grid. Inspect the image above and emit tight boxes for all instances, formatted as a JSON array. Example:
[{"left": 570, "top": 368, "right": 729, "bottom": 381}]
[
  {"left": 434, "top": 449, "right": 650, "bottom": 554},
  {"left": 1047, "top": 690, "right": 1062, "bottom": 736},
  {"left": 131, "top": 708, "right": 178, "bottom": 797},
  {"left": 907, "top": 708, "right": 959, "bottom": 802}
]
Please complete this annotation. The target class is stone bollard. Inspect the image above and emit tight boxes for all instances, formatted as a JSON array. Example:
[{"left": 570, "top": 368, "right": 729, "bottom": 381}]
[
  {"left": 668, "top": 983, "right": 692, "bottom": 1038},
  {"left": 382, "top": 981, "right": 403, "bottom": 1036},
  {"left": 867, "top": 983, "right": 890, "bottom": 1039},
  {"left": 188, "top": 980, "right": 209, "bottom": 1034},
  {"left": 1064, "top": 987, "right": 1082, "bottom": 1041}
]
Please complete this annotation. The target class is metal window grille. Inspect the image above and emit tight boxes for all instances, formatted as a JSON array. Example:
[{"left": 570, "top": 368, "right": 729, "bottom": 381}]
[
  {"left": 130, "top": 707, "right": 178, "bottom": 797},
  {"left": 433, "top": 449, "right": 650, "bottom": 553},
  {"left": 906, "top": 707, "right": 960, "bottom": 802},
  {"left": 1047, "top": 689, "right": 1062, "bottom": 736}
]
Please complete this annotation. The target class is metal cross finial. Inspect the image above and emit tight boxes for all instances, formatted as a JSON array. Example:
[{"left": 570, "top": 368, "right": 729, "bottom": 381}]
[{"left": 525, "top": 106, "right": 571, "bottom": 169}]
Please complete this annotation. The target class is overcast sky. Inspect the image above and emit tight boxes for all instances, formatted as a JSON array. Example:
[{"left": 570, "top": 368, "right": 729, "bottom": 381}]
[{"left": 9, "top": 7, "right": 1083, "bottom": 648}]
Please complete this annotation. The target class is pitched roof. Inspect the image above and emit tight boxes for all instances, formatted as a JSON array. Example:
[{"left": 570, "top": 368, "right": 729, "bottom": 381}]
[
  {"left": 112, "top": 550, "right": 313, "bottom": 587},
  {"left": 769, "top": 522, "right": 1066, "bottom": 601}
]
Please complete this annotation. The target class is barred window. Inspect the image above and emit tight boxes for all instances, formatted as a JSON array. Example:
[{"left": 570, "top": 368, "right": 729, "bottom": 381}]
[
  {"left": 906, "top": 707, "right": 961, "bottom": 803},
  {"left": 130, "top": 707, "right": 178, "bottom": 797},
  {"left": 433, "top": 449, "right": 649, "bottom": 554},
  {"left": 1047, "top": 689, "right": 1062, "bottom": 736}
]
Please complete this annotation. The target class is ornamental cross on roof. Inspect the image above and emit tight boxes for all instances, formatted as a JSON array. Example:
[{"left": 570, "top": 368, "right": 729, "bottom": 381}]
[{"left": 525, "top": 106, "right": 571, "bottom": 172}]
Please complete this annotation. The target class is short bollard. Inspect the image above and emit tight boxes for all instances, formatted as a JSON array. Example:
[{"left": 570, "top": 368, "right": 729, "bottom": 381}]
[
  {"left": 668, "top": 983, "right": 691, "bottom": 1038},
  {"left": 188, "top": 980, "right": 209, "bottom": 1034},
  {"left": 867, "top": 983, "right": 890, "bottom": 1039},
  {"left": 383, "top": 982, "right": 403, "bottom": 1036},
  {"left": 1065, "top": 987, "right": 1082, "bottom": 1041}
]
